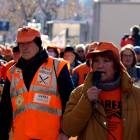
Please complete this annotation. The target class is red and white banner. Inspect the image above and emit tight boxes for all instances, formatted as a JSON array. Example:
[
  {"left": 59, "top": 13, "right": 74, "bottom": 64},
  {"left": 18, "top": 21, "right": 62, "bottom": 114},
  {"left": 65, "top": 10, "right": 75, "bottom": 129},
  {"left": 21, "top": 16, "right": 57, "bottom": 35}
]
[{"left": 51, "top": 29, "right": 66, "bottom": 48}]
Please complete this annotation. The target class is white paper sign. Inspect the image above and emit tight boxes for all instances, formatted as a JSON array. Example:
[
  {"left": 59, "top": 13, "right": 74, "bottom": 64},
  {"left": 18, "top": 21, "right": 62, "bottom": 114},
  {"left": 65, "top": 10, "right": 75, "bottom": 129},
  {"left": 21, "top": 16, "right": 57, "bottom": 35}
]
[{"left": 33, "top": 93, "right": 51, "bottom": 105}]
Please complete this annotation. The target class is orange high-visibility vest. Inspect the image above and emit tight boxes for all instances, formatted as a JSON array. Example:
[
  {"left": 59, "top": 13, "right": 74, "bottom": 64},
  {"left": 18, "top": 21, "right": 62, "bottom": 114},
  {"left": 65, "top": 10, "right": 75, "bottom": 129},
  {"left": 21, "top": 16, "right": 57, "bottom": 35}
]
[
  {"left": 3, "top": 60, "right": 15, "bottom": 81},
  {"left": 72, "top": 62, "right": 91, "bottom": 85},
  {"left": 7, "top": 56, "right": 67, "bottom": 140},
  {"left": 59, "top": 58, "right": 70, "bottom": 72}
]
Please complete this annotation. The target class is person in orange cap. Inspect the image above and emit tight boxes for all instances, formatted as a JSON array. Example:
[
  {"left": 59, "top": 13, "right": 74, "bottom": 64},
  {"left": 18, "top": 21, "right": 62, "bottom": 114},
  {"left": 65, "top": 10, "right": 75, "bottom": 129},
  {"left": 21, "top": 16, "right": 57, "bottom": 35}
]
[
  {"left": 47, "top": 44, "right": 60, "bottom": 58},
  {"left": 2, "top": 47, "right": 13, "bottom": 62},
  {"left": 72, "top": 42, "right": 99, "bottom": 87},
  {"left": 1, "top": 46, "right": 21, "bottom": 81},
  {"left": 0, "top": 26, "right": 74, "bottom": 140},
  {"left": 61, "top": 41, "right": 140, "bottom": 140}
]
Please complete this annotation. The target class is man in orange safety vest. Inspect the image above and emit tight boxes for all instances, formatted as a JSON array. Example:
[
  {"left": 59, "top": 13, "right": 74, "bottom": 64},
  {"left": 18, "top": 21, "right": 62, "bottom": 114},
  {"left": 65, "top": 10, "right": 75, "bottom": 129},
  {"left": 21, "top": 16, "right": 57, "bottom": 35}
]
[{"left": 0, "top": 26, "right": 74, "bottom": 140}]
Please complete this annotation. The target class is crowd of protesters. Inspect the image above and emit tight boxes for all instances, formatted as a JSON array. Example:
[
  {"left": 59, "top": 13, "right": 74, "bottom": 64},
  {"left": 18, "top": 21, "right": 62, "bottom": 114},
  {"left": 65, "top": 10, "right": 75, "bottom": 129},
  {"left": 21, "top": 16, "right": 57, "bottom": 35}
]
[
  {"left": 0, "top": 25, "right": 139, "bottom": 88},
  {"left": 0, "top": 25, "right": 140, "bottom": 140}
]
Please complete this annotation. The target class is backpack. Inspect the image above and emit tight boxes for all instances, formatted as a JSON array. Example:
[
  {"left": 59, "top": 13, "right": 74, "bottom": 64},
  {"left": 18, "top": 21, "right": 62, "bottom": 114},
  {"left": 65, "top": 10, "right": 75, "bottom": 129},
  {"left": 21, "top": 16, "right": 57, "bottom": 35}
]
[{"left": 128, "top": 38, "right": 140, "bottom": 46}]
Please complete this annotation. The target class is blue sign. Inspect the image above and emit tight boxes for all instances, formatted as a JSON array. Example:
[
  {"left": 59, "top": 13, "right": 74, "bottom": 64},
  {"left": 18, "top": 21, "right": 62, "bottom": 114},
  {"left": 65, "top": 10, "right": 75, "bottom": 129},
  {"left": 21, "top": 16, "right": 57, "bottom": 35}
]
[{"left": 0, "top": 21, "right": 9, "bottom": 31}]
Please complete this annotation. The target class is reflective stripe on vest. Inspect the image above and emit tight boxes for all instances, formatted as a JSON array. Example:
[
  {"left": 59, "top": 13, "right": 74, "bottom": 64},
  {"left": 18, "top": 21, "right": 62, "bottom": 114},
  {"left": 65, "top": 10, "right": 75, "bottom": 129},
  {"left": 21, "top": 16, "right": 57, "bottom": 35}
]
[
  {"left": 13, "top": 103, "right": 62, "bottom": 119},
  {"left": 11, "top": 84, "right": 60, "bottom": 99},
  {"left": 13, "top": 105, "right": 27, "bottom": 119},
  {"left": 30, "top": 85, "right": 60, "bottom": 97}
]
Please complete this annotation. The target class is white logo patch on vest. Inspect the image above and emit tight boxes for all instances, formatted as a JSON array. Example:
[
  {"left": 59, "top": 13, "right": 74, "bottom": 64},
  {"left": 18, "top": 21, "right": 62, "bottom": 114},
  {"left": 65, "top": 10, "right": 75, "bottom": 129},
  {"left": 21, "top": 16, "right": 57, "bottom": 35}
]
[
  {"left": 15, "top": 68, "right": 21, "bottom": 73},
  {"left": 33, "top": 93, "right": 51, "bottom": 105},
  {"left": 16, "top": 95, "right": 24, "bottom": 108},
  {"left": 20, "top": 73, "right": 23, "bottom": 79},
  {"left": 37, "top": 67, "right": 52, "bottom": 86},
  {"left": 14, "top": 78, "right": 20, "bottom": 86}
]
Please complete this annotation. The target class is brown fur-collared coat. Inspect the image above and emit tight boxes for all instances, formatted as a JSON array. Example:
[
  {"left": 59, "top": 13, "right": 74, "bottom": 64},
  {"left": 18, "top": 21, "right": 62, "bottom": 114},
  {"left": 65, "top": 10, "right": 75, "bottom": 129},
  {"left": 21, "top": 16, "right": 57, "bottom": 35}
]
[{"left": 61, "top": 71, "right": 140, "bottom": 140}]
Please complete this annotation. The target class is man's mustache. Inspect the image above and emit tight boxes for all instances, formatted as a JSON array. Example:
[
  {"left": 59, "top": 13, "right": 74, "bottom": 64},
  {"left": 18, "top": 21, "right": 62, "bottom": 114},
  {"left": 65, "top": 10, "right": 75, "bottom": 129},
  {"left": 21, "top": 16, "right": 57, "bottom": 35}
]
[{"left": 22, "top": 51, "right": 30, "bottom": 53}]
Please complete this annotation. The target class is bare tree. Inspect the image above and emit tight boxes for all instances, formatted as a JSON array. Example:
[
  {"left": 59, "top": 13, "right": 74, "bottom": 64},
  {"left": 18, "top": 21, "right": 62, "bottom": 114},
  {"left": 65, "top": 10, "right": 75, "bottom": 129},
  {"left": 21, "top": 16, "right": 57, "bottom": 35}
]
[
  {"left": 0, "top": 0, "right": 39, "bottom": 30},
  {"left": 0, "top": 0, "right": 89, "bottom": 32},
  {"left": 16, "top": 0, "right": 38, "bottom": 23},
  {"left": 0, "top": 0, "right": 23, "bottom": 29},
  {"left": 38, "top": 0, "right": 62, "bottom": 20},
  {"left": 55, "top": 0, "right": 87, "bottom": 20}
]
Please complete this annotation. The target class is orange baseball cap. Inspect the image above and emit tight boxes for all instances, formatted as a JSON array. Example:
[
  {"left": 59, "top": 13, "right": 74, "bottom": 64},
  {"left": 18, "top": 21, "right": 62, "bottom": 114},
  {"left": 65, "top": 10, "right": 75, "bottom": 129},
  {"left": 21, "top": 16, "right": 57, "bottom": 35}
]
[
  {"left": 47, "top": 44, "right": 58, "bottom": 50},
  {"left": 88, "top": 42, "right": 99, "bottom": 53},
  {"left": 86, "top": 42, "right": 121, "bottom": 60},
  {"left": 15, "top": 26, "right": 41, "bottom": 43},
  {"left": 47, "top": 44, "right": 60, "bottom": 55},
  {"left": 4, "top": 48, "right": 12, "bottom": 56}
]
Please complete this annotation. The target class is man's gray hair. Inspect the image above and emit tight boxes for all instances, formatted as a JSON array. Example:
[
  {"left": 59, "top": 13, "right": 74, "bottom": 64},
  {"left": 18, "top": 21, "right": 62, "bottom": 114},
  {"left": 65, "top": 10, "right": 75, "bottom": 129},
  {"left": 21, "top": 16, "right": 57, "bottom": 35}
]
[{"left": 75, "top": 44, "right": 85, "bottom": 52}]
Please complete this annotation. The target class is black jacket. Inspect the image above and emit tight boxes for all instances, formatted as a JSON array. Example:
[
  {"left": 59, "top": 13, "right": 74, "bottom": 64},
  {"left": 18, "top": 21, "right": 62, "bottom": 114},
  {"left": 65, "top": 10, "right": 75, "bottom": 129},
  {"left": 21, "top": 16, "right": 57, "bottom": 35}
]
[{"left": 75, "top": 59, "right": 81, "bottom": 68}]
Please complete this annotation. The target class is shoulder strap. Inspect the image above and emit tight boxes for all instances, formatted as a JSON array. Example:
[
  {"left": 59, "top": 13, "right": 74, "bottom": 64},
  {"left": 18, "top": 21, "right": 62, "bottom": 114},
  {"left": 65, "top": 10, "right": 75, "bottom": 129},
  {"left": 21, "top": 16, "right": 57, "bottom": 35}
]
[{"left": 53, "top": 58, "right": 60, "bottom": 83}]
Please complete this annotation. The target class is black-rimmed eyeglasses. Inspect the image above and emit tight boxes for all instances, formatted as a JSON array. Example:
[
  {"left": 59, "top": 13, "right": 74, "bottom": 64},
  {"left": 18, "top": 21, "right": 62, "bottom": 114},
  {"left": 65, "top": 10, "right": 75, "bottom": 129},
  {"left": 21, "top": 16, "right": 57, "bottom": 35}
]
[{"left": 122, "top": 54, "right": 133, "bottom": 58}]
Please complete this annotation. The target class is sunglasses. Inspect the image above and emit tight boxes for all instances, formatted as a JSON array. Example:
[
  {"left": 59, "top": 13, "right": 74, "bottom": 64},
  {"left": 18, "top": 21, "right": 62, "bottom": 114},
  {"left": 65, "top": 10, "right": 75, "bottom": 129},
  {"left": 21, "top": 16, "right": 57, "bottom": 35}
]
[{"left": 77, "top": 50, "right": 84, "bottom": 53}]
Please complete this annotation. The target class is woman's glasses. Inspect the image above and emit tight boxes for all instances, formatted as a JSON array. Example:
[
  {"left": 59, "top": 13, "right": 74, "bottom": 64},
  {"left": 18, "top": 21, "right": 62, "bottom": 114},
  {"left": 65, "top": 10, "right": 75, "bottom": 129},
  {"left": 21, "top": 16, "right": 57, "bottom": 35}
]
[{"left": 122, "top": 54, "right": 133, "bottom": 58}]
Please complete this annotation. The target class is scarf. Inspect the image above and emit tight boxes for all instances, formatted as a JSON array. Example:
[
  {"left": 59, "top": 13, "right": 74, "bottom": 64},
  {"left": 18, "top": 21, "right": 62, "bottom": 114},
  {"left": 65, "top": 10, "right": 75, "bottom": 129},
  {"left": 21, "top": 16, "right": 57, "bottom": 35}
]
[
  {"left": 16, "top": 48, "right": 48, "bottom": 73},
  {"left": 98, "top": 76, "right": 121, "bottom": 91}
]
